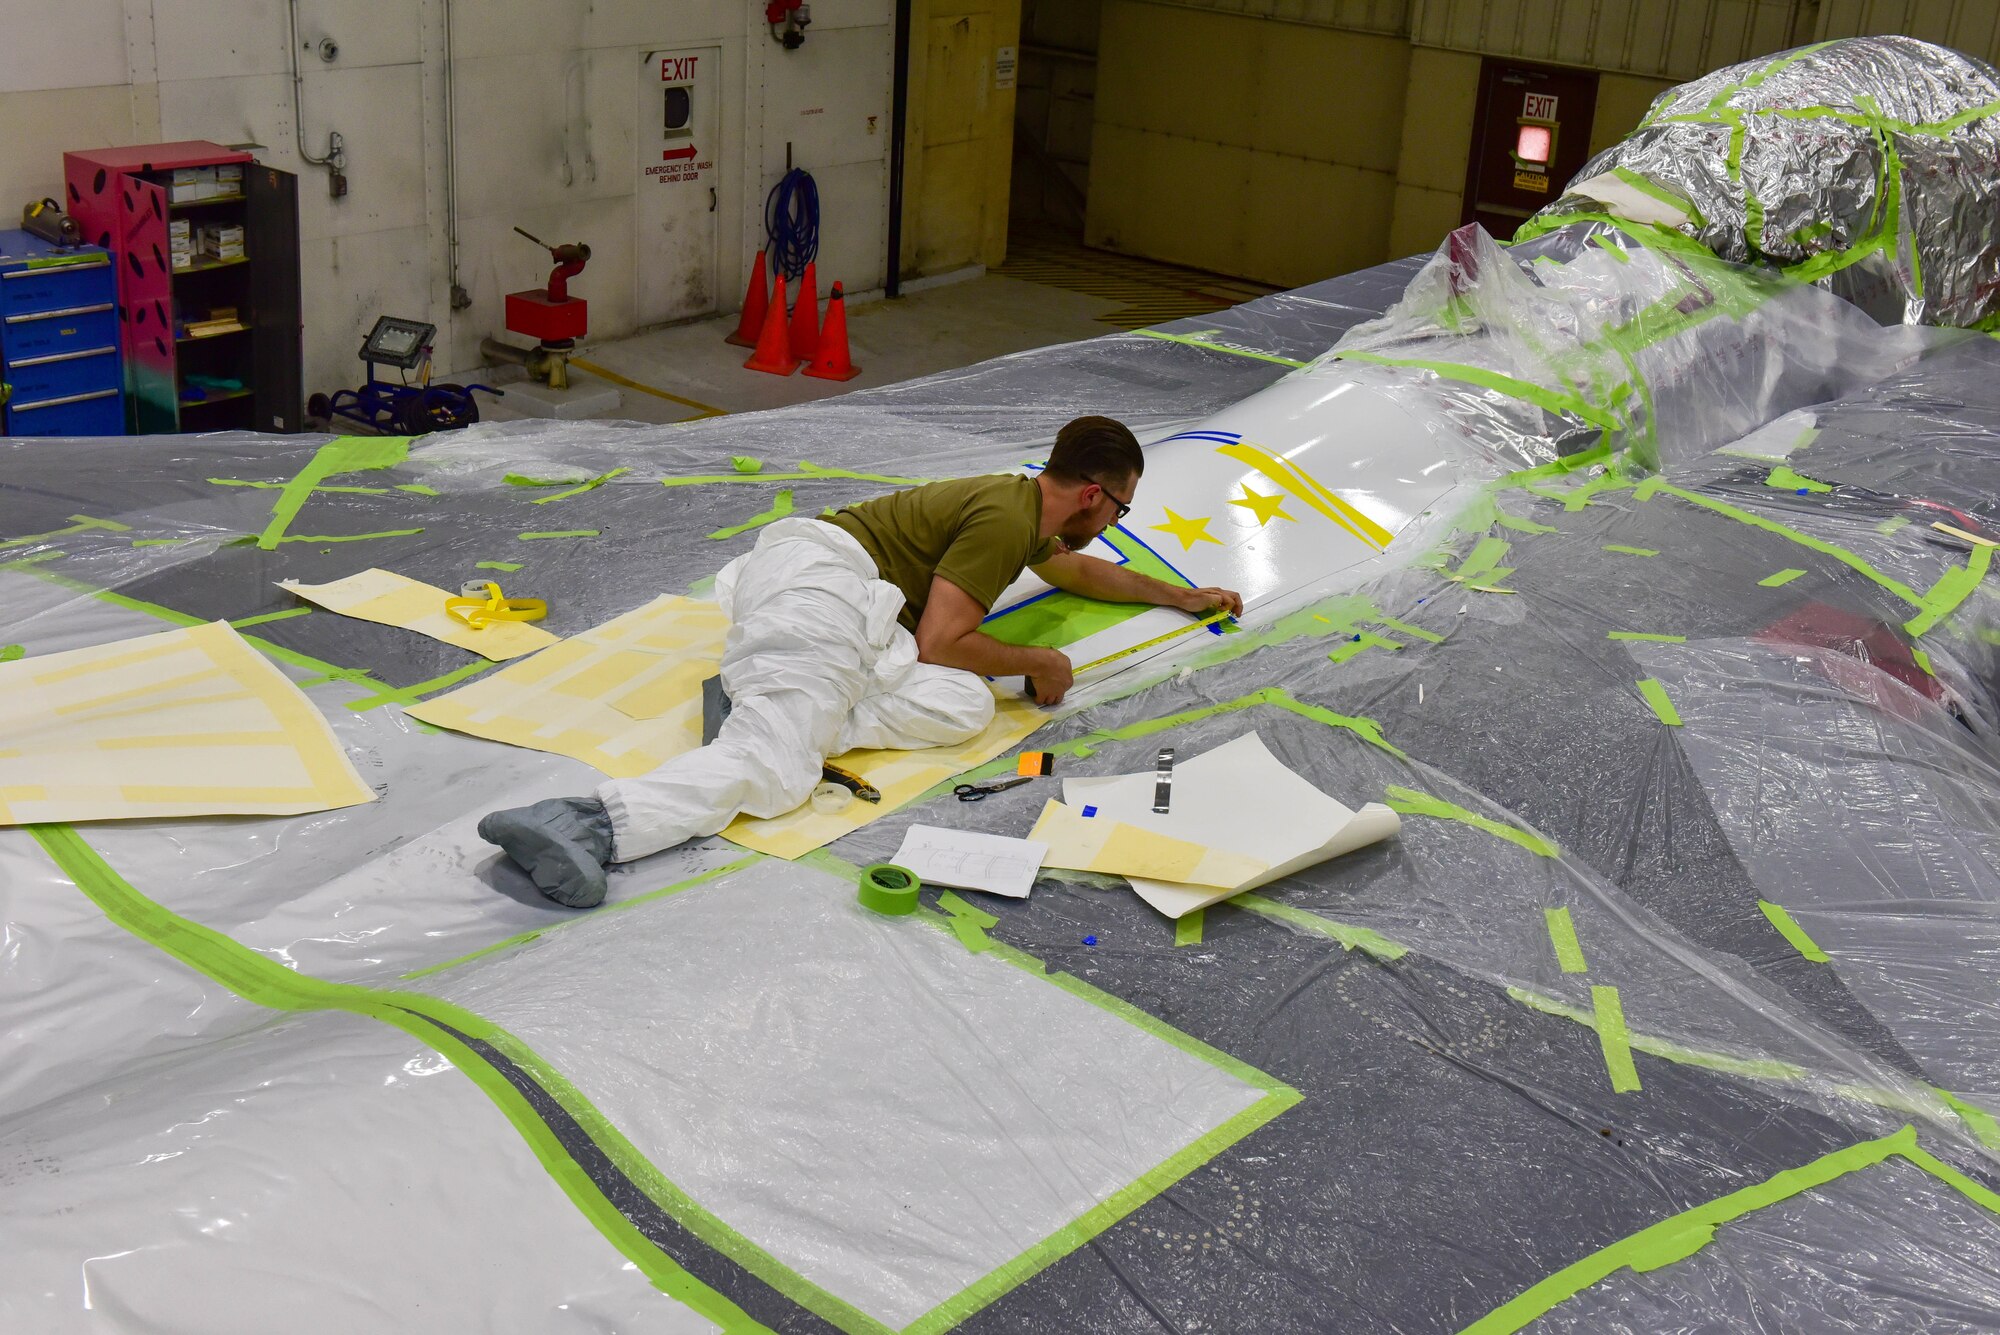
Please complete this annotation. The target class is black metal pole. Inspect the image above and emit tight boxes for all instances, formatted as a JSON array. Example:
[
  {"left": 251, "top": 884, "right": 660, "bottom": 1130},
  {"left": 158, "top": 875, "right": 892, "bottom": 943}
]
[{"left": 885, "top": 0, "right": 912, "bottom": 297}]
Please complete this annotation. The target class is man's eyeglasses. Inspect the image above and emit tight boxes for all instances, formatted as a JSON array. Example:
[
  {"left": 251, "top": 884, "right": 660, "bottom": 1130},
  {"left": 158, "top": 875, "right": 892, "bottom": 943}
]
[{"left": 1081, "top": 475, "right": 1132, "bottom": 522}]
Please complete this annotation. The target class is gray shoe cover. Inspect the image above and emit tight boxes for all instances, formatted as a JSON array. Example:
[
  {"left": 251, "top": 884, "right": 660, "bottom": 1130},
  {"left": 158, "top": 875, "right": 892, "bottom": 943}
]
[{"left": 477, "top": 797, "right": 615, "bottom": 909}]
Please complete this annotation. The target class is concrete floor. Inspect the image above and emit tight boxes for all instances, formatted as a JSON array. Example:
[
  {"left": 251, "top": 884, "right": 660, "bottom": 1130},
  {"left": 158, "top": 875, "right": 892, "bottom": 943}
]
[{"left": 482, "top": 266, "right": 1126, "bottom": 428}]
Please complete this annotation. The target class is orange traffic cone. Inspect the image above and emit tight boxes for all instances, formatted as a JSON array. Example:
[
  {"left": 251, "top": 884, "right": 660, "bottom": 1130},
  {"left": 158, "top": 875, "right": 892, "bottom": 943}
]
[
  {"left": 744, "top": 271, "right": 800, "bottom": 375},
  {"left": 724, "top": 250, "right": 769, "bottom": 348},
  {"left": 788, "top": 261, "right": 820, "bottom": 360},
  {"left": 803, "top": 282, "right": 861, "bottom": 381}
]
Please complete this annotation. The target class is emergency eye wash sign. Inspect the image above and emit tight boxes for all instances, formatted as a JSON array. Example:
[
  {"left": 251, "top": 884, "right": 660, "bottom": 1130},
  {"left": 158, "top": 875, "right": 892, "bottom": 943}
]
[
  {"left": 649, "top": 55, "right": 714, "bottom": 185},
  {"left": 638, "top": 45, "right": 722, "bottom": 325}
]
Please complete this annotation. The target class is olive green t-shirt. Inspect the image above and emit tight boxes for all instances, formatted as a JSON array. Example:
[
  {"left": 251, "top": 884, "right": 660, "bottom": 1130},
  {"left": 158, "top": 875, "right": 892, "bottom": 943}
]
[{"left": 823, "top": 474, "right": 1060, "bottom": 630}]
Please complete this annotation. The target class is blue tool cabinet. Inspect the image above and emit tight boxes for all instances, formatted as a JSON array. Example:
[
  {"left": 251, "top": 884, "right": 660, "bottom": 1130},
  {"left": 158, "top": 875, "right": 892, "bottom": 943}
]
[{"left": 0, "top": 229, "right": 124, "bottom": 436}]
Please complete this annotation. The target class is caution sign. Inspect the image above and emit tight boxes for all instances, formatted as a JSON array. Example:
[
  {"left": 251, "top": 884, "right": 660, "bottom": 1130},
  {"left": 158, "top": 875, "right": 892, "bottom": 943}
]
[{"left": 1513, "top": 171, "right": 1550, "bottom": 193}]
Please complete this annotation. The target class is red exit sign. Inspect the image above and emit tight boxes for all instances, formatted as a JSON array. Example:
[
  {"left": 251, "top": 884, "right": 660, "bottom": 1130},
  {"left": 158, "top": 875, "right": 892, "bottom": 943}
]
[
  {"left": 661, "top": 55, "right": 700, "bottom": 81},
  {"left": 1523, "top": 92, "right": 1558, "bottom": 120}
]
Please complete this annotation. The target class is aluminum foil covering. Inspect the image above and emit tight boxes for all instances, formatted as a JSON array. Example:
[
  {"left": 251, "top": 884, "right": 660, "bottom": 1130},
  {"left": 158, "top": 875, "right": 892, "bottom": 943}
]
[{"left": 1533, "top": 35, "right": 2000, "bottom": 329}]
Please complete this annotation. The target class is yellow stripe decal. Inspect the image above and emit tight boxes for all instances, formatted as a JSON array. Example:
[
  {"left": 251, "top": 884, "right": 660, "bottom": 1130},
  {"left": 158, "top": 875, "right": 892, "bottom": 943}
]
[{"left": 1216, "top": 442, "right": 1394, "bottom": 549}]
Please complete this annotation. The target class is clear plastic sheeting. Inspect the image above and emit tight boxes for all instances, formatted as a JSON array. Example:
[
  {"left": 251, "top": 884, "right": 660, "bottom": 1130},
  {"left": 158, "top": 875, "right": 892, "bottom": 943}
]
[
  {"left": 1321, "top": 220, "right": 1946, "bottom": 474},
  {"left": 1536, "top": 35, "right": 2000, "bottom": 329},
  {"left": 1525, "top": 1155, "right": 2000, "bottom": 1334},
  {"left": 4, "top": 219, "right": 2000, "bottom": 1335}
]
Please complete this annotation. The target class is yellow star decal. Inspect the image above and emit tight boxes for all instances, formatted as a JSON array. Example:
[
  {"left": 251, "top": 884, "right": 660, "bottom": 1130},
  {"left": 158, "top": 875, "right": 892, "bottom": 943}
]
[
  {"left": 1149, "top": 507, "right": 1222, "bottom": 550},
  {"left": 1228, "top": 485, "right": 1293, "bottom": 526}
]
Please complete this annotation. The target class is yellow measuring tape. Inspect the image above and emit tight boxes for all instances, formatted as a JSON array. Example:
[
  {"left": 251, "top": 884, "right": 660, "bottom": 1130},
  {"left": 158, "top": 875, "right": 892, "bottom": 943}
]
[
  {"left": 1073, "top": 609, "right": 1235, "bottom": 674},
  {"left": 444, "top": 581, "right": 548, "bottom": 629}
]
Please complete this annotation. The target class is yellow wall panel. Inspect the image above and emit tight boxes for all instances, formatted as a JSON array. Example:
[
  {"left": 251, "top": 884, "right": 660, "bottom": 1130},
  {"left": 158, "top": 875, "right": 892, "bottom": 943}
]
[
  {"left": 1394, "top": 45, "right": 1479, "bottom": 193},
  {"left": 1388, "top": 181, "right": 1462, "bottom": 257},
  {"left": 905, "top": 0, "right": 1023, "bottom": 273},
  {"left": 1590, "top": 71, "right": 1676, "bottom": 155},
  {"left": 1086, "top": 125, "right": 1251, "bottom": 276},
  {"left": 1241, "top": 153, "right": 1398, "bottom": 286}
]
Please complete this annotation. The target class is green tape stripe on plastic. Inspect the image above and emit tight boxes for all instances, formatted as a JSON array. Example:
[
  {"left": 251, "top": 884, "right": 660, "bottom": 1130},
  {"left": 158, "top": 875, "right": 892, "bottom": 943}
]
[
  {"left": 1905, "top": 544, "right": 1993, "bottom": 636},
  {"left": 342, "top": 659, "right": 494, "bottom": 713},
  {"left": 1460, "top": 1124, "right": 2000, "bottom": 1335},
  {"left": 1912, "top": 647, "right": 1935, "bottom": 676},
  {"left": 256, "top": 436, "right": 413, "bottom": 550},
  {"left": 228, "top": 607, "right": 313, "bottom": 629},
  {"left": 936, "top": 890, "right": 998, "bottom": 954},
  {"left": 1760, "top": 568, "right": 1807, "bottom": 587},
  {"left": 1235, "top": 894, "right": 1409, "bottom": 961},
  {"left": 26, "top": 825, "right": 767, "bottom": 1334},
  {"left": 1603, "top": 544, "right": 1658, "bottom": 557},
  {"left": 1608, "top": 631, "right": 1684, "bottom": 643},
  {"left": 892, "top": 900, "right": 1303, "bottom": 1334},
  {"left": 1634, "top": 481, "right": 1929, "bottom": 608},
  {"left": 1336, "top": 350, "right": 1620, "bottom": 431},
  {"left": 1454, "top": 535, "right": 1513, "bottom": 583},
  {"left": 1509, "top": 984, "right": 2000, "bottom": 1152},
  {"left": 1592, "top": 985, "right": 1641, "bottom": 1092},
  {"left": 1375, "top": 616, "right": 1445, "bottom": 645},
  {"left": 277, "top": 528, "right": 425, "bottom": 545},
  {"left": 403, "top": 855, "right": 765, "bottom": 980},
  {"left": 1758, "top": 899, "right": 1830, "bottom": 963},
  {"left": 1608, "top": 166, "right": 1704, "bottom": 225},
  {"left": 1766, "top": 466, "right": 1832, "bottom": 494},
  {"left": 1386, "top": 785, "right": 1558, "bottom": 858},
  {"left": 0, "top": 644, "right": 22, "bottom": 662},
  {"left": 532, "top": 467, "right": 629, "bottom": 504},
  {"left": 1135, "top": 328, "right": 1308, "bottom": 368},
  {"left": 519, "top": 529, "right": 600, "bottom": 540},
  {"left": 708, "top": 489, "right": 796, "bottom": 541},
  {"left": 1636, "top": 678, "right": 1683, "bottom": 726},
  {"left": 0, "top": 554, "right": 374, "bottom": 685},
  {"left": 1175, "top": 910, "right": 1205, "bottom": 948},
  {"left": 1544, "top": 908, "right": 1588, "bottom": 974}
]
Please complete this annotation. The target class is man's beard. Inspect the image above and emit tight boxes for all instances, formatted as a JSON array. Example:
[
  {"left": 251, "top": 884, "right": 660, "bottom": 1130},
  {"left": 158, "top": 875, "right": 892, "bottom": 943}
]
[{"left": 1058, "top": 516, "right": 1109, "bottom": 551}]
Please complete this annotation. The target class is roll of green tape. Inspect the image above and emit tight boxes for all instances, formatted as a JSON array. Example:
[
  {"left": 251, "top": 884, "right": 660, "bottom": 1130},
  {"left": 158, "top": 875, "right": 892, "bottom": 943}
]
[{"left": 858, "top": 863, "right": 919, "bottom": 916}]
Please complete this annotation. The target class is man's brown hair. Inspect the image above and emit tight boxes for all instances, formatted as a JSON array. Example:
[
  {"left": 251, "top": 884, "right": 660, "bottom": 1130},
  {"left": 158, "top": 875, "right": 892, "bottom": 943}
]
[{"left": 1044, "top": 415, "right": 1143, "bottom": 489}]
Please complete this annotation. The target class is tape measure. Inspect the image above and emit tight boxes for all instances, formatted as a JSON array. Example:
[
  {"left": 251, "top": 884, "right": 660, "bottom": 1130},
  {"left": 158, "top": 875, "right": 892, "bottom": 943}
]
[
  {"left": 445, "top": 581, "right": 548, "bottom": 629},
  {"left": 1072, "top": 609, "right": 1235, "bottom": 675}
]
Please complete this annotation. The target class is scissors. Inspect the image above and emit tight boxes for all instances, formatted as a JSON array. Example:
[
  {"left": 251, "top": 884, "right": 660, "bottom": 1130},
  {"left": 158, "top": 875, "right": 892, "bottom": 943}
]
[{"left": 955, "top": 775, "right": 1035, "bottom": 802}]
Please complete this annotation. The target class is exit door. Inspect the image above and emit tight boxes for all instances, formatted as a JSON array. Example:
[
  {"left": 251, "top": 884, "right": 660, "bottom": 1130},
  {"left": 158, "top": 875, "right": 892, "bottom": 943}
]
[
  {"left": 1462, "top": 59, "right": 1598, "bottom": 240},
  {"left": 636, "top": 46, "right": 720, "bottom": 325}
]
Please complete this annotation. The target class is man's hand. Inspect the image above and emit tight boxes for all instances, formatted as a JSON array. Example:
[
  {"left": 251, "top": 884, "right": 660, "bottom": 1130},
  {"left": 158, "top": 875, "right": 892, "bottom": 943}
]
[
  {"left": 1172, "top": 585, "right": 1245, "bottom": 618},
  {"left": 1025, "top": 648, "right": 1074, "bottom": 706}
]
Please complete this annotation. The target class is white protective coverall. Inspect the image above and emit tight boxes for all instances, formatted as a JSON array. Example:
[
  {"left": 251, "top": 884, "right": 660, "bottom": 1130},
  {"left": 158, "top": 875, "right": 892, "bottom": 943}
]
[{"left": 598, "top": 517, "right": 998, "bottom": 861}]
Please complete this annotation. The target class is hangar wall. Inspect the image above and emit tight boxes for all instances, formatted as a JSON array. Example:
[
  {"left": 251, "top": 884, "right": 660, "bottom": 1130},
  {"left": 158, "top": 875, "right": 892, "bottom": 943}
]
[
  {"left": 1083, "top": 0, "right": 2000, "bottom": 283},
  {"left": 0, "top": 0, "right": 1021, "bottom": 403}
]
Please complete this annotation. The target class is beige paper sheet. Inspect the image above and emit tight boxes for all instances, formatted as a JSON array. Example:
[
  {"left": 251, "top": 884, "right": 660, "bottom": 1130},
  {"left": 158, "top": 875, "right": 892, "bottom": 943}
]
[
  {"left": 1062, "top": 733, "right": 1401, "bottom": 919},
  {"left": 724, "top": 693, "right": 1048, "bottom": 860},
  {"left": 0, "top": 620, "right": 376, "bottom": 824},
  {"left": 406, "top": 594, "right": 730, "bottom": 776},
  {"left": 281, "top": 568, "right": 560, "bottom": 662},
  {"left": 1028, "top": 799, "right": 1267, "bottom": 888}
]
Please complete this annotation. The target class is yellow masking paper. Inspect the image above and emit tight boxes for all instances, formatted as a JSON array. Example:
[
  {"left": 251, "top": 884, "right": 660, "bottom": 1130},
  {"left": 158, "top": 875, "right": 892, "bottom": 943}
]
[
  {"left": 1028, "top": 799, "right": 1268, "bottom": 888},
  {"left": 725, "top": 693, "right": 1047, "bottom": 860},
  {"left": 0, "top": 621, "right": 375, "bottom": 824},
  {"left": 281, "top": 568, "right": 559, "bottom": 661},
  {"left": 407, "top": 594, "right": 730, "bottom": 776}
]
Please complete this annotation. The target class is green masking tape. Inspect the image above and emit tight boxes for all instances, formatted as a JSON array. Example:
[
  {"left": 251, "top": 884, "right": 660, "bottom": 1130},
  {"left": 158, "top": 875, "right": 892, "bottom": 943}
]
[{"left": 858, "top": 863, "right": 920, "bottom": 916}]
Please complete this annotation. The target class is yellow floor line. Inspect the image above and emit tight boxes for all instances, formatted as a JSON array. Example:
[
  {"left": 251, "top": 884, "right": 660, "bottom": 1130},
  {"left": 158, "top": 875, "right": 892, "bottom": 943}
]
[{"left": 568, "top": 358, "right": 730, "bottom": 419}]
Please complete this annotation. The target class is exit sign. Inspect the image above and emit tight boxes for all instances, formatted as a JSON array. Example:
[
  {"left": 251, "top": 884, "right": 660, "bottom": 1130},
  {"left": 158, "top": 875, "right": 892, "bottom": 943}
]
[{"left": 1523, "top": 93, "right": 1558, "bottom": 120}]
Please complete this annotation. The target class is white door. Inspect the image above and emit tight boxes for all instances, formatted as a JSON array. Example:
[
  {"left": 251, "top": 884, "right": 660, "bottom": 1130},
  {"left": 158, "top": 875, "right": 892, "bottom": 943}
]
[{"left": 636, "top": 46, "right": 720, "bottom": 326}]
